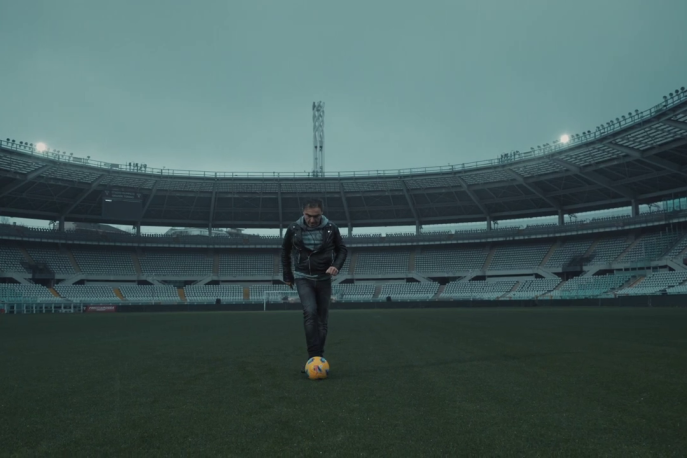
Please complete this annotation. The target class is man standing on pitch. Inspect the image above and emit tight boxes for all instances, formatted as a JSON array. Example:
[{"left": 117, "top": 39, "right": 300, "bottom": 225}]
[{"left": 281, "top": 198, "right": 348, "bottom": 364}]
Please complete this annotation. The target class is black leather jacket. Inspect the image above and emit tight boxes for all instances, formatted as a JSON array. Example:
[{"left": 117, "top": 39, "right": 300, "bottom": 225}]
[{"left": 281, "top": 220, "right": 347, "bottom": 282}]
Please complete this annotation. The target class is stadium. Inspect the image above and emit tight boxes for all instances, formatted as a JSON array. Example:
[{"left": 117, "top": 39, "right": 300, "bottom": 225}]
[
  {"left": 1, "top": 88, "right": 687, "bottom": 312},
  {"left": 3, "top": 88, "right": 687, "bottom": 454}
]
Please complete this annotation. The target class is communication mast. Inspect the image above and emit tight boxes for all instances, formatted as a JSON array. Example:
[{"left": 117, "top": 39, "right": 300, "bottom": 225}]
[{"left": 312, "top": 102, "right": 325, "bottom": 177}]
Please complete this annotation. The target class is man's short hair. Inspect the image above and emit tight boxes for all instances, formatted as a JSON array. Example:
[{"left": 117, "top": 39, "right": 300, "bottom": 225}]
[{"left": 303, "top": 198, "right": 323, "bottom": 210}]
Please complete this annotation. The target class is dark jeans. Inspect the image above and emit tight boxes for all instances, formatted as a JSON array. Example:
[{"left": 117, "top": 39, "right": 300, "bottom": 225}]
[{"left": 295, "top": 278, "right": 331, "bottom": 358}]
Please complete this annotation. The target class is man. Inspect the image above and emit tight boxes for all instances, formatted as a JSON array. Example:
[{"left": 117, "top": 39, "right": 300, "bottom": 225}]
[{"left": 281, "top": 198, "right": 347, "bottom": 368}]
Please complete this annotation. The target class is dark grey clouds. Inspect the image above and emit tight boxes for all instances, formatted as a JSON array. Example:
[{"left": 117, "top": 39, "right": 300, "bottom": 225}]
[{"left": 1, "top": 0, "right": 685, "bottom": 174}]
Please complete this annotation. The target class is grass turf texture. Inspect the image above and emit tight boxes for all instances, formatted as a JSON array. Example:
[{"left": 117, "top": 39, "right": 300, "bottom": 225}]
[{"left": 1, "top": 307, "right": 686, "bottom": 457}]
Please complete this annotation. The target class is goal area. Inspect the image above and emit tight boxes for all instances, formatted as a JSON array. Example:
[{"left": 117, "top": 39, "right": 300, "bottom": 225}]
[{"left": 263, "top": 290, "right": 301, "bottom": 311}]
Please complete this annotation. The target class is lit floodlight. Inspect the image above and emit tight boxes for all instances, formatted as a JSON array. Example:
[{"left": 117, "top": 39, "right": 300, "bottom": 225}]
[
  {"left": 560, "top": 134, "right": 570, "bottom": 144},
  {"left": 35, "top": 142, "right": 47, "bottom": 152}
]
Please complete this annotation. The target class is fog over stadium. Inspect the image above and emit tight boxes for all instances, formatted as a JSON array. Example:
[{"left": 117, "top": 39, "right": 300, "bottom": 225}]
[{"left": 1, "top": 0, "right": 686, "bottom": 234}]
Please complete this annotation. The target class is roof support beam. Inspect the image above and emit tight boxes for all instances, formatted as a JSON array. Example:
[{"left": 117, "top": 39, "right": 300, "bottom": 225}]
[
  {"left": 662, "top": 119, "right": 687, "bottom": 132},
  {"left": 61, "top": 174, "right": 107, "bottom": 217},
  {"left": 506, "top": 169, "right": 560, "bottom": 210},
  {"left": 606, "top": 142, "right": 687, "bottom": 178},
  {"left": 456, "top": 176, "right": 489, "bottom": 217},
  {"left": 0, "top": 164, "right": 53, "bottom": 198},
  {"left": 400, "top": 180, "right": 421, "bottom": 234},
  {"left": 139, "top": 180, "right": 160, "bottom": 222},
  {"left": 550, "top": 158, "right": 636, "bottom": 200},
  {"left": 339, "top": 182, "right": 352, "bottom": 237}
]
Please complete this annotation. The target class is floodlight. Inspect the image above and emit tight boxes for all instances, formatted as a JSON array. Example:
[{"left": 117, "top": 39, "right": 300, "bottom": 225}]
[
  {"left": 36, "top": 142, "right": 47, "bottom": 152},
  {"left": 560, "top": 134, "right": 570, "bottom": 144}
]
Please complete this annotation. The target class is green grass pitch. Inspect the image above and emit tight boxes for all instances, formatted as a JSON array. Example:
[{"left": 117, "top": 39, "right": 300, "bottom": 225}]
[{"left": 1, "top": 307, "right": 686, "bottom": 457}]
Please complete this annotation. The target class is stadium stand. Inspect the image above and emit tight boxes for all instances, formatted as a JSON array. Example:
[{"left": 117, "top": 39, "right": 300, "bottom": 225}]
[
  {"left": 586, "top": 237, "right": 632, "bottom": 265},
  {"left": 119, "top": 285, "right": 180, "bottom": 302},
  {"left": 3, "top": 87, "right": 687, "bottom": 311},
  {"left": 25, "top": 247, "right": 76, "bottom": 275},
  {"left": 544, "top": 239, "right": 594, "bottom": 270},
  {"left": 0, "top": 284, "right": 57, "bottom": 301},
  {"left": 545, "top": 273, "right": 635, "bottom": 299},
  {"left": 667, "top": 281, "right": 687, "bottom": 295},
  {"left": 502, "top": 278, "right": 562, "bottom": 299},
  {"left": 414, "top": 247, "right": 488, "bottom": 273},
  {"left": 616, "top": 271, "right": 687, "bottom": 296},
  {"left": 138, "top": 251, "right": 213, "bottom": 276},
  {"left": 332, "top": 284, "right": 375, "bottom": 301},
  {"left": 184, "top": 285, "right": 244, "bottom": 303},
  {"left": 379, "top": 282, "right": 440, "bottom": 301},
  {"left": 219, "top": 253, "right": 274, "bottom": 276},
  {"left": 355, "top": 251, "right": 410, "bottom": 275},
  {"left": 54, "top": 285, "right": 119, "bottom": 302},
  {"left": 664, "top": 233, "right": 687, "bottom": 260},
  {"left": 441, "top": 280, "right": 517, "bottom": 300},
  {"left": 70, "top": 248, "right": 136, "bottom": 275},
  {"left": 0, "top": 245, "right": 30, "bottom": 273},
  {"left": 488, "top": 243, "right": 552, "bottom": 270},
  {"left": 0, "top": 153, "right": 44, "bottom": 174},
  {"left": 618, "top": 232, "right": 683, "bottom": 264}
]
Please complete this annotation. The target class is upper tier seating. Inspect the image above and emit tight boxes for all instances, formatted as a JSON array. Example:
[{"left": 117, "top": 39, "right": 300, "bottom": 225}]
[
  {"left": 0, "top": 245, "right": 30, "bottom": 273},
  {"left": 219, "top": 254, "right": 274, "bottom": 276},
  {"left": 138, "top": 252, "right": 213, "bottom": 276},
  {"left": 415, "top": 247, "right": 488, "bottom": 273},
  {"left": 544, "top": 240, "right": 593, "bottom": 269},
  {"left": 71, "top": 248, "right": 136, "bottom": 275},
  {"left": 489, "top": 244, "right": 551, "bottom": 270},
  {"left": 355, "top": 252, "right": 410, "bottom": 275},
  {"left": 26, "top": 247, "right": 76, "bottom": 275}
]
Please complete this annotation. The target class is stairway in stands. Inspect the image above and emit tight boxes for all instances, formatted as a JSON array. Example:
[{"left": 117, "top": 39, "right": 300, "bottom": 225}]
[
  {"left": 114, "top": 288, "right": 126, "bottom": 301},
  {"left": 482, "top": 246, "right": 496, "bottom": 271}
]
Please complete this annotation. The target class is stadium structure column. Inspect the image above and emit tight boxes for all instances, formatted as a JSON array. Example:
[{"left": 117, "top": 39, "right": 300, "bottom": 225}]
[
  {"left": 486, "top": 216, "right": 492, "bottom": 231},
  {"left": 135, "top": 222, "right": 141, "bottom": 236},
  {"left": 312, "top": 102, "right": 325, "bottom": 177},
  {"left": 631, "top": 199, "right": 639, "bottom": 217},
  {"left": 277, "top": 182, "right": 283, "bottom": 237},
  {"left": 58, "top": 217, "right": 65, "bottom": 232},
  {"left": 558, "top": 209, "right": 565, "bottom": 226},
  {"left": 338, "top": 181, "right": 352, "bottom": 237},
  {"left": 208, "top": 186, "right": 217, "bottom": 236}
]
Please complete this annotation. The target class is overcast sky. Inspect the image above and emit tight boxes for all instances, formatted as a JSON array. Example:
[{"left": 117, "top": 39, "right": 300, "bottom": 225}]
[{"left": 2, "top": 0, "right": 686, "bottom": 176}]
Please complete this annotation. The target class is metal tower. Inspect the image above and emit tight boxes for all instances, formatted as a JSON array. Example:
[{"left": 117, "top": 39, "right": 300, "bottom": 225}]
[{"left": 312, "top": 101, "right": 325, "bottom": 177}]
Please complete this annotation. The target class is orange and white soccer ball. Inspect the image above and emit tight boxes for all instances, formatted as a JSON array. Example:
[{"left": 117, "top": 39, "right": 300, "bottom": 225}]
[{"left": 304, "top": 357, "right": 330, "bottom": 380}]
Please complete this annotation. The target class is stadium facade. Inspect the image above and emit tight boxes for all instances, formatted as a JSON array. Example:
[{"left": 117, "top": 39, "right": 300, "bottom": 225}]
[{"left": 1, "top": 88, "right": 687, "bottom": 312}]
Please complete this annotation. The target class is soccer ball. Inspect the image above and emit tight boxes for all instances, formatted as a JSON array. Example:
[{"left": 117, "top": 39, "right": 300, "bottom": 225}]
[{"left": 304, "top": 357, "right": 330, "bottom": 380}]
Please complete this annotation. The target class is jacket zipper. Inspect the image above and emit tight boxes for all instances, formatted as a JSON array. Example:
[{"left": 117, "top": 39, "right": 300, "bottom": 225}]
[{"left": 298, "top": 226, "right": 333, "bottom": 276}]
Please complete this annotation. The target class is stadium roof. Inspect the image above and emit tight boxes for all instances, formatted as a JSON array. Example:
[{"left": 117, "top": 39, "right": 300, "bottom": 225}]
[{"left": 1, "top": 91, "right": 687, "bottom": 230}]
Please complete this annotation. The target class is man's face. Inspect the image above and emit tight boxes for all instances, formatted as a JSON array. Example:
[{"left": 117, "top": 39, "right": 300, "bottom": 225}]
[{"left": 303, "top": 206, "right": 323, "bottom": 227}]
